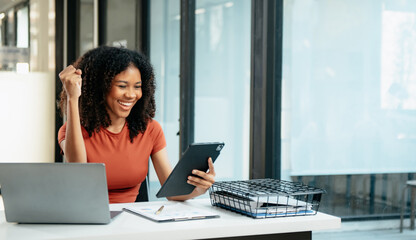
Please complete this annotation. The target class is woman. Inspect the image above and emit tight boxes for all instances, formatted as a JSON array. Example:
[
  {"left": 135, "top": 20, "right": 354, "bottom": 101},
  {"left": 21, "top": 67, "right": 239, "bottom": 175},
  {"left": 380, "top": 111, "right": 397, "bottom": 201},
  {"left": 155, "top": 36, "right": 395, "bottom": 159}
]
[{"left": 58, "top": 46, "right": 215, "bottom": 203}]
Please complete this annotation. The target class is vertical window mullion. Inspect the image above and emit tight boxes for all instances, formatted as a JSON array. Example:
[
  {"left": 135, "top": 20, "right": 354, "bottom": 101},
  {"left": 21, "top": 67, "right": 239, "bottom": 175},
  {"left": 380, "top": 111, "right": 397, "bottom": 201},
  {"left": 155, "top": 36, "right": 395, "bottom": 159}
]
[
  {"left": 250, "top": 0, "right": 283, "bottom": 179},
  {"left": 136, "top": 0, "right": 150, "bottom": 56},
  {"left": 179, "top": 0, "right": 195, "bottom": 156}
]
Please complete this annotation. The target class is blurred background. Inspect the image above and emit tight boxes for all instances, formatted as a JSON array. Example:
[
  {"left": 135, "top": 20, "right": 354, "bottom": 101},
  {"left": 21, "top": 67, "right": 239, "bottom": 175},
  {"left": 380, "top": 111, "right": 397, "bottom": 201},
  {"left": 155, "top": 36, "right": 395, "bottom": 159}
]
[{"left": 1, "top": 1, "right": 416, "bottom": 237}]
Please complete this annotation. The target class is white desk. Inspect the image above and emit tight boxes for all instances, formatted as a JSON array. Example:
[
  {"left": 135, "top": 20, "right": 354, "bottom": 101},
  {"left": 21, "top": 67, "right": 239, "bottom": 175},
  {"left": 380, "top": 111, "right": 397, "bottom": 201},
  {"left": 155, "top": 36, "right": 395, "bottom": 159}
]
[{"left": 0, "top": 198, "right": 340, "bottom": 240}]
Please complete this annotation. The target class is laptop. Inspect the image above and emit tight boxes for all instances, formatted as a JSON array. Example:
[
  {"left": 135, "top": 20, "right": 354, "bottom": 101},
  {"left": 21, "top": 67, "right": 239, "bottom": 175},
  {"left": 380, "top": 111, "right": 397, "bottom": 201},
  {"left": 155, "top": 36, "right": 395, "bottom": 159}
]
[{"left": 0, "top": 162, "right": 121, "bottom": 224}]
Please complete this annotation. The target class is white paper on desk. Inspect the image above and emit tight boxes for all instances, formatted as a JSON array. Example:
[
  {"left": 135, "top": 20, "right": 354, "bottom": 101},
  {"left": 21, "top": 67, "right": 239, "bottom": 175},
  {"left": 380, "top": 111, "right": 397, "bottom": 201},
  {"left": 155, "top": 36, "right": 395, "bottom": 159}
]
[
  {"left": 212, "top": 190, "right": 309, "bottom": 208},
  {"left": 123, "top": 202, "right": 219, "bottom": 222},
  {"left": 238, "top": 192, "right": 305, "bottom": 207},
  {"left": 211, "top": 191, "right": 314, "bottom": 215}
]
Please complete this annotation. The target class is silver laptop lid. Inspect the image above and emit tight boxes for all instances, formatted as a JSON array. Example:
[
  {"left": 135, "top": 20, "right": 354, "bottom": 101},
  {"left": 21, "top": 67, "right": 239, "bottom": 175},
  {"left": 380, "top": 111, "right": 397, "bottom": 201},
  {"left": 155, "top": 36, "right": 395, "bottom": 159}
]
[{"left": 0, "top": 163, "right": 111, "bottom": 224}]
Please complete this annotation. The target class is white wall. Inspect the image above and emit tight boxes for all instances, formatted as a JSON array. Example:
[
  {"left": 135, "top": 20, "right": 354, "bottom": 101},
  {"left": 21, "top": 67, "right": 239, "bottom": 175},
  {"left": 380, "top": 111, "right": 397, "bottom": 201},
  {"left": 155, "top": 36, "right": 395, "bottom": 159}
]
[
  {"left": 0, "top": 72, "right": 55, "bottom": 163},
  {"left": 0, "top": 0, "right": 57, "bottom": 163}
]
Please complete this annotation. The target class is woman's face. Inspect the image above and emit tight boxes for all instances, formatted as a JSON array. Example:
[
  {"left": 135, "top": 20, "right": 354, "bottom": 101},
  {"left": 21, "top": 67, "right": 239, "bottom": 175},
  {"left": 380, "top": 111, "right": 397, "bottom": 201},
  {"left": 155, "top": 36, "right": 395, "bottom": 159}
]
[{"left": 105, "top": 65, "right": 142, "bottom": 122}]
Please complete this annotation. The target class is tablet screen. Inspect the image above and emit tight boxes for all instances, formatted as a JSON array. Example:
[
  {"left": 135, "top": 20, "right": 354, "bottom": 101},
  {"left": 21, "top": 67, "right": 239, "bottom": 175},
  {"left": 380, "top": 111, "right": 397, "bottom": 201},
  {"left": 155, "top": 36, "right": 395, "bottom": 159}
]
[{"left": 156, "top": 142, "right": 224, "bottom": 198}]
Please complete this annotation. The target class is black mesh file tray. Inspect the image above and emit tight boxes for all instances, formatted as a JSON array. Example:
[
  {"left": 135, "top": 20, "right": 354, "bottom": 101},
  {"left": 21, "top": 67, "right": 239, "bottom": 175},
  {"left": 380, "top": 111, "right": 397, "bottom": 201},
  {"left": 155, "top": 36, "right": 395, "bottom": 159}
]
[{"left": 209, "top": 179, "right": 325, "bottom": 219}]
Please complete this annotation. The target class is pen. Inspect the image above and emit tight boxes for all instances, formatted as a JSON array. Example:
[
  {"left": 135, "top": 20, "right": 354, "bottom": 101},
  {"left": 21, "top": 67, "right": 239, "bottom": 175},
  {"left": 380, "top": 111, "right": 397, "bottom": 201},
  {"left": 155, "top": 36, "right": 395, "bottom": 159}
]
[{"left": 155, "top": 205, "right": 164, "bottom": 215}]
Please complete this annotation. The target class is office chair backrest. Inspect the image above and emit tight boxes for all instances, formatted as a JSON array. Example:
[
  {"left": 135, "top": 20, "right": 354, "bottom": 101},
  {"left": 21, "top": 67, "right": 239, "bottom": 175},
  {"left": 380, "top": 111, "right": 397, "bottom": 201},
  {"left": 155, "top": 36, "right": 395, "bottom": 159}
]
[{"left": 135, "top": 177, "right": 148, "bottom": 202}]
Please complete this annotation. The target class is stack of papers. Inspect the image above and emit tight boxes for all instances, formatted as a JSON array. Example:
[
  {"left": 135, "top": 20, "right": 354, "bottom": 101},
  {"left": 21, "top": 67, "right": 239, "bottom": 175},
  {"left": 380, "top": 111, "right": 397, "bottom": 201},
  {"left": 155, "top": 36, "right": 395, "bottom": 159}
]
[{"left": 210, "top": 190, "right": 315, "bottom": 218}]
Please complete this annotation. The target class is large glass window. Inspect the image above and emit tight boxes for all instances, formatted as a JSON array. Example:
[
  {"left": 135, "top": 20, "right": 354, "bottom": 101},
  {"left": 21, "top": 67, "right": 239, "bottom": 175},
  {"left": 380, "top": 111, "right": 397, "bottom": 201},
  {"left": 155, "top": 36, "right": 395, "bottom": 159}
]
[
  {"left": 195, "top": 0, "right": 251, "bottom": 181},
  {"left": 282, "top": 0, "right": 416, "bottom": 218},
  {"left": 149, "top": 0, "right": 251, "bottom": 200},
  {"left": 150, "top": 0, "right": 181, "bottom": 200},
  {"left": 103, "top": 0, "right": 136, "bottom": 49}
]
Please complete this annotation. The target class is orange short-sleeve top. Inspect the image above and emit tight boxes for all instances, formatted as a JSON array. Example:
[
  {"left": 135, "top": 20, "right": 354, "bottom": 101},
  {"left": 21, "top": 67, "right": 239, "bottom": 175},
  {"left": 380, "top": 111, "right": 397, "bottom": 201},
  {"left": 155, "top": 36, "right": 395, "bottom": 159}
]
[{"left": 58, "top": 120, "right": 166, "bottom": 203}]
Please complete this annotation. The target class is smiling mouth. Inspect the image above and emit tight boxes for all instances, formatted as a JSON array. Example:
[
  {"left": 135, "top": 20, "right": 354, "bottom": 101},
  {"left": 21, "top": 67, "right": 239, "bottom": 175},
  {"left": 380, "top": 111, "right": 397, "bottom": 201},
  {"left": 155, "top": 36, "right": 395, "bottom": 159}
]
[{"left": 118, "top": 100, "right": 134, "bottom": 108}]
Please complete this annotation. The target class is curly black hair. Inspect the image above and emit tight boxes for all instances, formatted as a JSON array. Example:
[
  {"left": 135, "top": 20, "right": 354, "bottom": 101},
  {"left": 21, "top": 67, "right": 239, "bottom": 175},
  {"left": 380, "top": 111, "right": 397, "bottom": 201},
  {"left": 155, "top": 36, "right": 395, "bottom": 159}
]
[{"left": 59, "top": 46, "right": 156, "bottom": 142}]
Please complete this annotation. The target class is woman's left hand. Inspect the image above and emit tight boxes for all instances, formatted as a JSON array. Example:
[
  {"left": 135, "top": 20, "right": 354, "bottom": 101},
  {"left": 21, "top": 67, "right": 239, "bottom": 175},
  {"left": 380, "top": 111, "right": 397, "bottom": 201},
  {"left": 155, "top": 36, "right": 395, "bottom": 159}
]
[{"left": 187, "top": 157, "right": 216, "bottom": 196}]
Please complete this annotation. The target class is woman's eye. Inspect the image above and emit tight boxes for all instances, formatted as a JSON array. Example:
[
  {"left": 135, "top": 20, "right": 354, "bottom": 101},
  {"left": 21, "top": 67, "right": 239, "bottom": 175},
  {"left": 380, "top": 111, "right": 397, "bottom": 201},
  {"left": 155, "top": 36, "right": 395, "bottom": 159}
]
[
  {"left": 118, "top": 85, "right": 127, "bottom": 89},
  {"left": 135, "top": 85, "right": 142, "bottom": 89}
]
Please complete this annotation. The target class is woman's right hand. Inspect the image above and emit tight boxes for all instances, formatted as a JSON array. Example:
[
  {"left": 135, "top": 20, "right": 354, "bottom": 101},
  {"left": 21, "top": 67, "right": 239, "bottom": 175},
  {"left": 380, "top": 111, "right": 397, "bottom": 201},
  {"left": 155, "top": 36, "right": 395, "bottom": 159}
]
[
  {"left": 59, "top": 65, "right": 87, "bottom": 163},
  {"left": 59, "top": 65, "right": 82, "bottom": 99}
]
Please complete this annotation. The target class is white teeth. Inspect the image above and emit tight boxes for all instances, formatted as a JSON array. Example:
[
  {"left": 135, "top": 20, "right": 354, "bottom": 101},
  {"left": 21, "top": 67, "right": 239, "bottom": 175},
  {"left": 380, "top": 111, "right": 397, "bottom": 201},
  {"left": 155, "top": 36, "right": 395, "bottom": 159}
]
[{"left": 118, "top": 101, "right": 133, "bottom": 106}]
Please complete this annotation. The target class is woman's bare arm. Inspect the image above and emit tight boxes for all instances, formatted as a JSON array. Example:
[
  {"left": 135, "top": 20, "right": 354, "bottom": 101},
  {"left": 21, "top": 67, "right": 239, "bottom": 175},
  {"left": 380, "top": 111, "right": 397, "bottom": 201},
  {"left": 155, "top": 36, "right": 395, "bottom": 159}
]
[{"left": 59, "top": 65, "right": 87, "bottom": 163}]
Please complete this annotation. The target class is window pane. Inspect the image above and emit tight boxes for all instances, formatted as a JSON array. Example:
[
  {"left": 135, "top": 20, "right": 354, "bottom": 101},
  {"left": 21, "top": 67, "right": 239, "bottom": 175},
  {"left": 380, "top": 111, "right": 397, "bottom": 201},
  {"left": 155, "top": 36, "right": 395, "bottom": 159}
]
[
  {"left": 16, "top": 6, "right": 29, "bottom": 48},
  {"left": 195, "top": 0, "right": 251, "bottom": 181},
  {"left": 6, "top": 10, "right": 15, "bottom": 46},
  {"left": 149, "top": 0, "right": 251, "bottom": 200},
  {"left": 79, "top": 0, "right": 94, "bottom": 56},
  {"left": 149, "top": 0, "right": 180, "bottom": 200},
  {"left": 105, "top": 0, "right": 136, "bottom": 49},
  {"left": 282, "top": 0, "right": 416, "bottom": 218}
]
